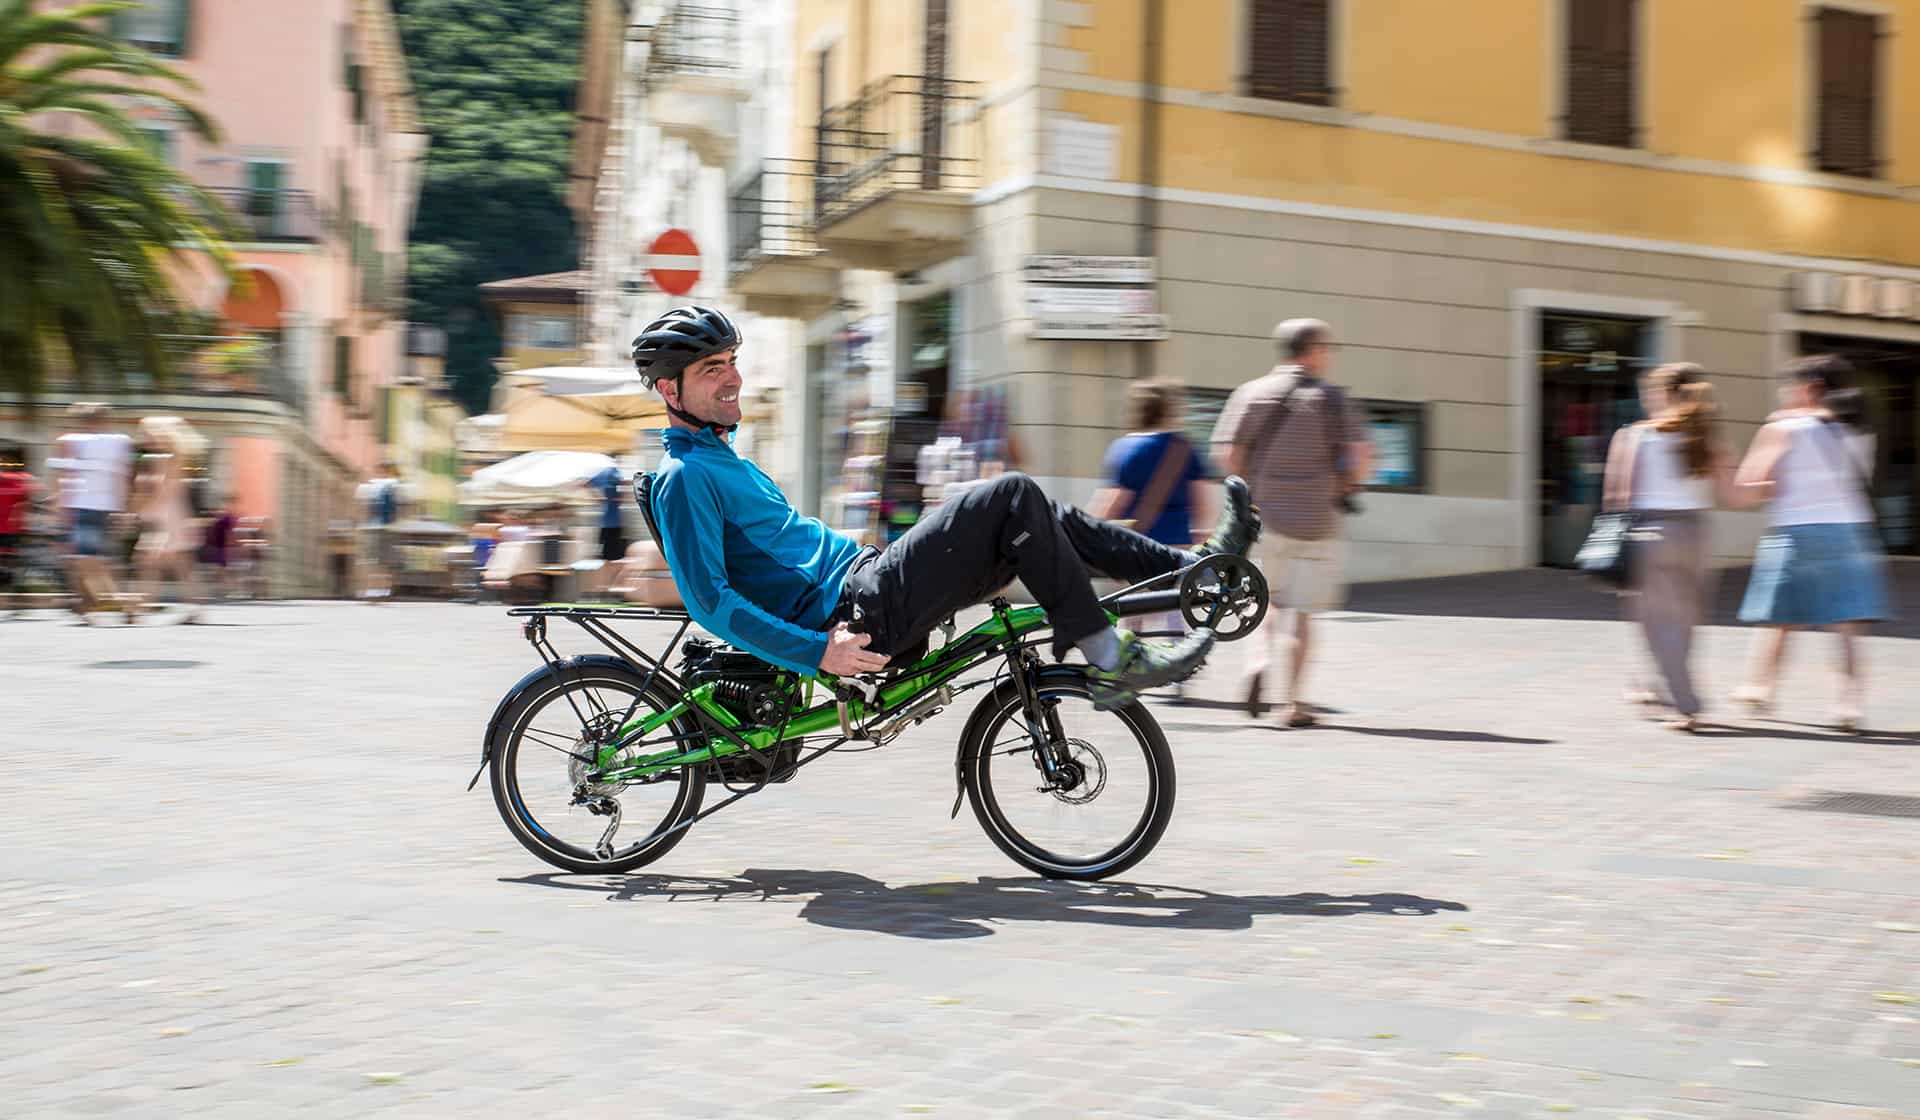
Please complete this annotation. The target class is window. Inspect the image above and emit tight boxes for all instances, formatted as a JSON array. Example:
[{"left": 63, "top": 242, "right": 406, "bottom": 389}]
[
  {"left": 1815, "top": 7, "right": 1881, "bottom": 178},
  {"left": 1362, "top": 401, "right": 1425, "bottom": 491},
  {"left": 517, "top": 315, "right": 577, "bottom": 350},
  {"left": 113, "top": 0, "right": 191, "bottom": 58},
  {"left": 244, "top": 160, "right": 286, "bottom": 236},
  {"left": 1563, "top": 0, "right": 1637, "bottom": 147},
  {"left": 1246, "top": 0, "right": 1333, "bottom": 106},
  {"left": 137, "top": 125, "right": 175, "bottom": 167}
]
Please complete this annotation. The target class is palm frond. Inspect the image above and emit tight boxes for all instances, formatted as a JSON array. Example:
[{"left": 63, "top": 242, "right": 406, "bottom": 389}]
[{"left": 0, "top": 0, "right": 233, "bottom": 399}]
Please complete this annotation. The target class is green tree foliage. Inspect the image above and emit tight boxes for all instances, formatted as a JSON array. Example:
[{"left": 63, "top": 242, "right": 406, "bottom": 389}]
[
  {"left": 0, "top": 0, "right": 232, "bottom": 402},
  {"left": 392, "top": 0, "right": 582, "bottom": 414}
]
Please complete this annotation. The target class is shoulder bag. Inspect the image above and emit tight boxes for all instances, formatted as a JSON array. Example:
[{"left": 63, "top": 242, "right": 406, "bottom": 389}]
[
  {"left": 1114, "top": 434, "right": 1192, "bottom": 536},
  {"left": 1576, "top": 423, "right": 1651, "bottom": 590}
]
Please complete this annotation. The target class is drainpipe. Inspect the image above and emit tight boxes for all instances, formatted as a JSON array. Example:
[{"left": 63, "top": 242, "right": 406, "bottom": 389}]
[{"left": 1133, "top": 0, "right": 1163, "bottom": 382}]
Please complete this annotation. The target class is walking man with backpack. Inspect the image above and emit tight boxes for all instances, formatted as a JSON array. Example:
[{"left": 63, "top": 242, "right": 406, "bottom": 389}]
[
  {"left": 355, "top": 459, "right": 411, "bottom": 603},
  {"left": 1213, "top": 319, "right": 1372, "bottom": 728}
]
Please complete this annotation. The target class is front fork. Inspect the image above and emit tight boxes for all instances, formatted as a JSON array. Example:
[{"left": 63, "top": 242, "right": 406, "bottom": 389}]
[{"left": 994, "top": 602, "right": 1075, "bottom": 789}]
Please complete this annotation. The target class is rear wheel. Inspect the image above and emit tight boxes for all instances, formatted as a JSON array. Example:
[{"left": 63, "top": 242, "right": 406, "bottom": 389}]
[
  {"left": 489, "top": 658, "right": 705, "bottom": 874},
  {"left": 962, "top": 671, "right": 1175, "bottom": 880}
]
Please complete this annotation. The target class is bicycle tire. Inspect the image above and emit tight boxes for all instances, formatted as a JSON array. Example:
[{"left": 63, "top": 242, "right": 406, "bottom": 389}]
[
  {"left": 961, "top": 671, "right": 1175, "bottom": 881},
  {"left": 489, "top": 657, "right": 706, "bottom": 874}
]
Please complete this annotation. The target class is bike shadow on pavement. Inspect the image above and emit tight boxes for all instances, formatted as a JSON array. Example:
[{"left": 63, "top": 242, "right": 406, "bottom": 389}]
[
  {"left": 502, "top": 870, "right": 1469, "bottom": 940},
  {"left": 1154, "top": 720, "right": 1555, "bottom": 745}
]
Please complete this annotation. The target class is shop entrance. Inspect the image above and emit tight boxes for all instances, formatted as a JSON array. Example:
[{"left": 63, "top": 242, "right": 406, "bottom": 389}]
[
  {"left": 1799, "top": 332, "right": 1920, "bottom": 554},
  {"left": 1538, "top": 311, "right": 1658, "bottom": 566}
]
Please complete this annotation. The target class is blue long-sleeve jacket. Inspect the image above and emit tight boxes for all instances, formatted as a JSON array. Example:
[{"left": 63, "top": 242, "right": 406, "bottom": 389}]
[{"left": 649, "top": 426, "right": 865, "bottom": 675}]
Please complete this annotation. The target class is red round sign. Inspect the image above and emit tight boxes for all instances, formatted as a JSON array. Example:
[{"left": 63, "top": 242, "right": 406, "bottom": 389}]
[{"left": 646, "top": 228, "right": 702, "bottom": 296}]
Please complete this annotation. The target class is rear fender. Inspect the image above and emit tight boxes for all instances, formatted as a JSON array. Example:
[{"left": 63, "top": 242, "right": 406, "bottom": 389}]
[{"left": 467, "top": 654, "right": 638, "bottom": 791}]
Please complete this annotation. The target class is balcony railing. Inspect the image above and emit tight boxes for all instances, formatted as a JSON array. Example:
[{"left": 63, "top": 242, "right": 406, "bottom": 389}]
[
  {"left": 729, "top": 160, "right": 822, "bottom": 272},
  {"left": 39, "top": 336, "right": 307, "bottom": 417},
  {"left": 163, "top": 335, "right": 306, "bottom": 415},
  {"left": 646, "top": 4, "right": 740, "bottom": 84},
  {"left": 203, "top": 187, "right": 327, "bottom": 243},
  {"left": 813, "top": 74, "right": 980, "bottom": 227}
]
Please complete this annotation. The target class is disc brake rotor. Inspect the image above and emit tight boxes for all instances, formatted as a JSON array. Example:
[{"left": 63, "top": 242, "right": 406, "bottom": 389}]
[{"left": 1048, "top": 738, "right": 1108, "bottom": 805}]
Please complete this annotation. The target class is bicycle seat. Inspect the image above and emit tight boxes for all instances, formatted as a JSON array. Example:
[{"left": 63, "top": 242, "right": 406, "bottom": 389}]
[{"left": 632, "top": 471, "right": 664, "bottom": 544}]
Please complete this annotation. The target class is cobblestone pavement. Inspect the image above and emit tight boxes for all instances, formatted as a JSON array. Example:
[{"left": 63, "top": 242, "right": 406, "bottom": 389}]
[{"left": 3, "top": 569, "right": 1918, "bottom": 1119}]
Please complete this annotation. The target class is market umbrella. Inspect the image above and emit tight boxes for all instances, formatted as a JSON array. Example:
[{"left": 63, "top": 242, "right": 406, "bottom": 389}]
[
  {"left": 458, "top": 450, "right": 619, "bottom": 508},
  {"left": 487, "top": 367, "right": 666, "bottom": 453}
]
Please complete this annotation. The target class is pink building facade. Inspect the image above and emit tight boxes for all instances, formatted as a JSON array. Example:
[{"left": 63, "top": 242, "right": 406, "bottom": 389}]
[{"left": 2, "top": 0, "right": 428, "bottom": 593}]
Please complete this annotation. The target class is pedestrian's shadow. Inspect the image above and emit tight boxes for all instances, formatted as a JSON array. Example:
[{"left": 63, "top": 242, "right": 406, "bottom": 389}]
[{"left": 501, "top": 869, "right": 1469, "bottom": 940}]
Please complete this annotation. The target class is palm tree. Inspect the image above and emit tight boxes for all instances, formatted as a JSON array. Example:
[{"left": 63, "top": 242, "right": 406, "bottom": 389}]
[{"left": 0, "top": 0, "right": 232, "bottom": 401}]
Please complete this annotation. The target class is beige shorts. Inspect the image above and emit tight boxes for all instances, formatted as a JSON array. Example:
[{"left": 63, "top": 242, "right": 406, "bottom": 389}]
[{"left": 1252, "top": 531, "right": 1348, "bottom": 613}]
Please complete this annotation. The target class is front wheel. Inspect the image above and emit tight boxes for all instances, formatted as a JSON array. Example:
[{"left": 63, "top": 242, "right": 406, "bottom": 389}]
[{"left": 962, "top": 670, "right": 1175, "bottom": 880}]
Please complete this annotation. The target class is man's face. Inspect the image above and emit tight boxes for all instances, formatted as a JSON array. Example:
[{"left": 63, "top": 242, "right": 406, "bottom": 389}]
[{"left": 665, "top": 348, "right": 743, "bottom": 427}]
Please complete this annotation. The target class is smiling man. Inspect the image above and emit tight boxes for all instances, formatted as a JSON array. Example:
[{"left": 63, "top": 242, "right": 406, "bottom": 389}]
[{"left": 638, "top": 305, "right": 1259, "bottom": 708}]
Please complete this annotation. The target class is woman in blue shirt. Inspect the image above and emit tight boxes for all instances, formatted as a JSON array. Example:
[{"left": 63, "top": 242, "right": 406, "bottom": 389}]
[{"left": 1090, "top": 380, "right": 1216, "bottom": 698}]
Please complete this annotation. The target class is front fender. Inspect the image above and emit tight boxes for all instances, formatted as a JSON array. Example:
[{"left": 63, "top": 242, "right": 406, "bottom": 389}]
[
  {"left": 466, "top": 654, "right": 636, "bottom": 791},
  {"left": 949, "top": 664, "right": 1089, "bottom": 817}
]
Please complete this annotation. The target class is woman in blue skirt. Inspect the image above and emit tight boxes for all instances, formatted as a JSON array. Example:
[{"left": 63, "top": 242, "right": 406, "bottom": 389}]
[{"left": 1732, "top": 355, "right": 1890, "bottom": 732}]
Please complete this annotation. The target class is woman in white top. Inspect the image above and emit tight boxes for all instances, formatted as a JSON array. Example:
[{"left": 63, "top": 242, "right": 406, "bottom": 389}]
[
  {"left": 1732, "top": 355, "right": 1889, "bottom": 732},
  {"left": 131, "top": 416, "right": 209, "bottom": 624},
  {"left": 1600, "top": 364, "right": 1740, "bottom": 732}
]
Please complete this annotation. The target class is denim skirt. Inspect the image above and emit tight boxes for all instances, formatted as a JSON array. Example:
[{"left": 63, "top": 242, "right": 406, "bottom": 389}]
[{"left": 1738, "top": 522, "right": 1891, "bottom": 625}]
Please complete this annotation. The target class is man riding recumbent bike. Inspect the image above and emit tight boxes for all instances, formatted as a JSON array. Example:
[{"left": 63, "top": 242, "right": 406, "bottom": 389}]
[{"left": 473, "top": 306, "right": 1269, "bottom": 881}]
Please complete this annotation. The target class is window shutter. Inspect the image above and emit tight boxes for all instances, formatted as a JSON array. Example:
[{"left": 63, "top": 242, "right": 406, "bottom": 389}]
[
  {"left": 1564, "top": 0, "right": 1636, "bottom": 147},
  {"left": 1291, "top": 0, "right": 1331, "bottom": 106},
  {"left": 333, "top": 335, "right": 352, "bottom": 398},
  {"left": 174, "top": 0, "right": 193, "bottom": 58},
  {"left": 1248, "top": 0, "right": 1332, "bottom": 106},
  {"left": 1817, "top": 8, "right": 1879, "bottom": 177}
]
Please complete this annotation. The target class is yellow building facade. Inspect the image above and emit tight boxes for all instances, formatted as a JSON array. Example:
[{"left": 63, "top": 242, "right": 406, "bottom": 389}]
[
  {"left": 718, "top": 0, "right": 1920, "bottom": 577},
  {"left": 480, "top": 270, "right": 591, "bottom": 372}
]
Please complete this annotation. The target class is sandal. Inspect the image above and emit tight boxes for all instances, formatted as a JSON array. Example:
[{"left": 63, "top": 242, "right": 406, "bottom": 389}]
[
  {"left": 1281, "top": 704, "right": 1317, "bottom": 729},
  {"left": 1664, "top": 715, "right": 1701, "bottom": 734}
]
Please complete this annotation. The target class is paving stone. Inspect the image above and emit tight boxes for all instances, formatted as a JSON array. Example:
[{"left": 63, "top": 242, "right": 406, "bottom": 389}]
[{"left": 1, "top": 593, "right": 1917, "bottom": 1118}]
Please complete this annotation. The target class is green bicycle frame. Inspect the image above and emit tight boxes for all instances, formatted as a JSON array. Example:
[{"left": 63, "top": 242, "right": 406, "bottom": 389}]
[{"left": 591, "top": 604, "right": 1050, "bottom": 783}]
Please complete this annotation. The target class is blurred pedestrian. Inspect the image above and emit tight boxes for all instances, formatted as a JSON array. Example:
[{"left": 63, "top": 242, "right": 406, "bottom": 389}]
[
  {"left": 587, "top": 462, "right": 627, "bottom": 596},
  {"left": 1599, "top": 364, "right": 1740, "bottom": 733},
  {"left": 1212, "top": 318, "right": 1371, "bottom": 729},
  {"left": 0, "top": 443, "right": 36, "bottom": 600},
  {"left": 47, "top": 401, "right": 139, "bottom": 621},
  {"left": 198, "top": 497, "right": 237, "bottom": 601},
  {"left": 1731, "top": 355, "right": 1889, "bottom": 732},
  {"left": 1090, "top": 379, "right": 1214, "bottom": 698},
  {"left": 132, "top": 416, "right": 209, "bottom": 624},
  {"left": 355, "top": 458, "right": 411, "bottom": 603}
]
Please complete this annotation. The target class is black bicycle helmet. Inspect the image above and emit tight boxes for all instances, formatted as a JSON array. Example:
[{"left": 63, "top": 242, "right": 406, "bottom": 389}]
[{"left": 630, "top": 305, "right": 742, "bottom": 390}]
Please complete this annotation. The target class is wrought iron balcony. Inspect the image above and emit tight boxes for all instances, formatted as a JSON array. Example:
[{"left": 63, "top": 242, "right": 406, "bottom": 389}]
[
  {"left": 727, "top": 160, "right": 836, "bottom": 319},
  {"left": 203, "top": 187, "right": 327, "bottom": 243},
  {"left": 34, "top": 336, "right": 307, "bottom": 418},
  {"left": 811, "top": 75, "right": 980, "bottom": 271},
  {"left": 646, "top": 4, "right": 739, "bottom": 83},
  {"left": 644, "top": 4, "right": 746, "bottom": 165}
]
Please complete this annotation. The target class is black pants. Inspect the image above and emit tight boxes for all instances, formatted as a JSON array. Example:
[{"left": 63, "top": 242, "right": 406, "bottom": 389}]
[{"left": 834, "top": 473, "right": 1194, "bottom": 661}]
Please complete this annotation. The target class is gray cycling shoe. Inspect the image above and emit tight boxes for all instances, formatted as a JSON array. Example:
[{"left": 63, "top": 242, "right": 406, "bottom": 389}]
[
  {"left": 1087, "top": 628, "right": 1216, "bottom": 711},
  {"left": 1195, "top": 475, "right": 1260, "bottom": 558}
]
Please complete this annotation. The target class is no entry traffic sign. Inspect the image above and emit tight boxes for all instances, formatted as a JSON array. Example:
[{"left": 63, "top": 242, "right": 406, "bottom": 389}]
[{"left": 645, "top": 228, "right": 701, "bottom": 296}]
